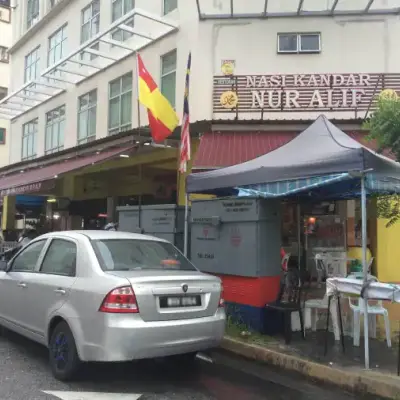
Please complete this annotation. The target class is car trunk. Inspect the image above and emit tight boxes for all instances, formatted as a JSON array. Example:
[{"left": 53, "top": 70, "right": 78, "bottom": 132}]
[{"left": 105, "top": 270, "right": 222, "bottom": 322}]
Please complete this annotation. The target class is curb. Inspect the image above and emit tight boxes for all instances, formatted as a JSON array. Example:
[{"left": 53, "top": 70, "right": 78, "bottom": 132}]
[{"left": 221, "top": 337, "right": 400, "bottom": 399}]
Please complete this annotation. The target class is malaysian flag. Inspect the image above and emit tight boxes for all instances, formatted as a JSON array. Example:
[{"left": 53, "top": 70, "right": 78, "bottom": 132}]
[{"left": 179, "top": 53, "right": 191, "bottom": 173}]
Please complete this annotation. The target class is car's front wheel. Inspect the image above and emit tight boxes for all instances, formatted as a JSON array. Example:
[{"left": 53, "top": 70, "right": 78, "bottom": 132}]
[{"left": 49, "top": 321, "right": 81, "bottom": 381}]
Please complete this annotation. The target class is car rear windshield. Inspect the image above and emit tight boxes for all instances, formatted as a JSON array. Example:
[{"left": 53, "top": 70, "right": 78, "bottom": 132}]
[{"left": 92, "top": 239, "right": 197, "bottom": 272}]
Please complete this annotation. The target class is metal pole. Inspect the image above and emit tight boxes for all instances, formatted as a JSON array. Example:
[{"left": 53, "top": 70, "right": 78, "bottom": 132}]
[
  {"left": 136, "top": 53, "right": 142, "bottom": 231},
  {"left": 297, "top": 203, "right": 301, "bottom": 269},
  {"left": 361, "top": 174, "right": 370, "bottom": 369},
  {"left": 184, "top": 194, "right": 189, "bottom": 257}
]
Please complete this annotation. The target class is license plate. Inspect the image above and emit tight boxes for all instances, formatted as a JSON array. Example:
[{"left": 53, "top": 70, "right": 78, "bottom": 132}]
[{"left": 160, "top": 295, "right": 201, "bottom": 308}]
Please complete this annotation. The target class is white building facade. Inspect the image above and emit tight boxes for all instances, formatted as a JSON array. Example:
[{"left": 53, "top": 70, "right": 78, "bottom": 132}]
[
  {"left": 2, "top": 0, "right": 400, "bottom": 165},
  {"left": 0, "top": 0, "right": 12, "bottom": 167}
]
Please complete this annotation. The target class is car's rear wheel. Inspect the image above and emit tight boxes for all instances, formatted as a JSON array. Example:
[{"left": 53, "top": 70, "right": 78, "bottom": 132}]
[{"left": 49, "top": 321, "right": 81, "bottom": 381}]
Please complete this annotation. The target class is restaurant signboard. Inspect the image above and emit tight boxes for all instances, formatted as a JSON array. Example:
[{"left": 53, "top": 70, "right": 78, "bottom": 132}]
[{"left": 213, "top": 73, "right": 400, "bottom": 113}]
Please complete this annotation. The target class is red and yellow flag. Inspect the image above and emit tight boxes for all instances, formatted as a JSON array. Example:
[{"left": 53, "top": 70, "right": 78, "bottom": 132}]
[{"left": 137, "top": 54, "right": 179, "bottom": 143}]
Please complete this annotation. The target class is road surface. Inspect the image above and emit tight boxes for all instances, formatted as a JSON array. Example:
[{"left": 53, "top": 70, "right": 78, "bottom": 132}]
[{"left": 0, "top": 329, "right": 373, "bottom": 399}]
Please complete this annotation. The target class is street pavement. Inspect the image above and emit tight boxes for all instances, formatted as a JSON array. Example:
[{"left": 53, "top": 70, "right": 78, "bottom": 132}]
[{"left": 0, "top": 328, "right": 371, "bottom": 400}]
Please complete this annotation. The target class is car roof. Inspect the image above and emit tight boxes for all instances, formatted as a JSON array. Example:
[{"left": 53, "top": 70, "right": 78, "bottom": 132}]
[{"left": 37, "top": 230, "right": 169, "bottom": 243}]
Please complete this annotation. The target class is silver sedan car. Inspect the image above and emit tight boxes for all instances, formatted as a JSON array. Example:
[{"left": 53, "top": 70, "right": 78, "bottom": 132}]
[{"left": 0, "top": 231, "right": 225, "bottom": 381}]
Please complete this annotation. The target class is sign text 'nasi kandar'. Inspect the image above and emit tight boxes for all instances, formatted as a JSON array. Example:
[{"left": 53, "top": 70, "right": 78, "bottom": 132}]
[{"left": 213, "top": 73, "right": 400, "bottom": 113}]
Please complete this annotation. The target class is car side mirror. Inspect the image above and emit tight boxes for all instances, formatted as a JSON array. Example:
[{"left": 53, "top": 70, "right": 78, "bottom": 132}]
[{"left": 0, "top": 260, "right": 8, "bottom": 272}]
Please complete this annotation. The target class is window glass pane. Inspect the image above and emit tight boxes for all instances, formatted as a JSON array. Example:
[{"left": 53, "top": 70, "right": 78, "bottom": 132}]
[
  {"left": 164, "top": 0, "right": 177, "bottom": 14},
  {"left": 82, "top": 7, "right": 91, "bottom": 23},
  {"left": 110, "top": 80, "right": 121, "bottom": 97},
  {"left": 109, "top": 98, "right": 120, "bottom": 128},
  {"left": 121, "top": 92, "right": 132, "bottom": 125},
  {"left": 112, "top": 0, "right": 122, "bottom": 21},
  {"left": 111, "top": 29, "right": 123, "bottom": 42},
  {"left": 124, "top": 0, "right": 135, "bottom": 13},
  {"left": 78, "top": 111, "right": 88, "bottom": 139},
  {"left": 12, "top": 240, "right": 46, "bottom": 272},
  {"left": 121, "top": 74, "right": 132, "bottom": 92},
  {"left": 278, "top": 34, "right": 297, "bottom": 52},
  {"left": 22, "top": 137, "right": 27, "bottom": 158},
  {"left": 46, "top": 126, "right": 52, "bottom": 150},
  {"left": 92, "top": 14, "right": 100, "bottom": 36},
  {"left": 81, "top": 23, "right": 90, "bottom": 43},
  {"left": 93, "top": 239, "right": 196, "bottom": 272},
  {"left": 300, "top": 34, "right": 320, "bottom": 51},
  {"left": 40, "top": 239, "right": 77, "bottom": 276},
  {"left": 59, "top": 119, "right": 65, "bottom": 147},
  {"left": 161, "top": 73, "right": 176, "bottom": 108},
  {"left": 89, "top": 90, "right": 97, "bottom": 105},
  {"left": 88, "top": 107, "right": 97, "bottom": 135},
  {"left": 79, "top": 95, "right": 88, "bottom": 110},
  {"left": 52, "top": 123, "right": 59, "bottom": 148},
  {"left": 92, "top": 0, "right": 100, "bottom": 14},
  {"left": 162, "top": 51, "right": 177, "bottom": 75}
]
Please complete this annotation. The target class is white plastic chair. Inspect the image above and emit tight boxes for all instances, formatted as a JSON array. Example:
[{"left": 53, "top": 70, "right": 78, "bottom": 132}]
[
  {"left": 347, "top": 274, "right": 391, "bottom": 348},
  {"left": 314, "top": 253, "right": 328, "bottom": 287},
  {"left": 304, "top": 294, "right": 340, "bottom": 340}
]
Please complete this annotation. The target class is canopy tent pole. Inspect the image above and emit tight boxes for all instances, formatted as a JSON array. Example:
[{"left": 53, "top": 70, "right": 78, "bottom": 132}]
[
  {"left": 361, "top": 174, "right": 370, "bottom": 369},
  {"left": 297, "top": 203, "right": 301, "bottom": 269},
  {"left": 184, "top": 194, "right": 189, "bottom": 257}
]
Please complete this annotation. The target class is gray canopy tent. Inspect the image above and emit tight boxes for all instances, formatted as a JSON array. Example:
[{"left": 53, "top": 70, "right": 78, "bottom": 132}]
[{"left": 185, "top": 115, "right": 400, "bottom": 369}]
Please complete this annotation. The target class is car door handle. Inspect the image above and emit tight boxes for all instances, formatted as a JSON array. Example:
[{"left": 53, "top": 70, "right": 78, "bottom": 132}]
[
  {"left": 54, "top": 288, "right": 66, "bottom": 295},
  {"left": 17, "top": 282, "right": 27, "bottom": 288}
]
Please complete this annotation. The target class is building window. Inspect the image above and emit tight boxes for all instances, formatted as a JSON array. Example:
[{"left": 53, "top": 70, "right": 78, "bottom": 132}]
[
  {"left": 22, "top": 119, "right": 38, "bottom": 161},
  {"left": 24, "top": 46, "right": 40, "bottom": 96},
  {"left": 0, "top": 46, "right": 9, "bottom": 63},
  {"left": 45, "top": 105, "right": 65, "bottom": 154},
  {"left": 48, "top": 25, "right": 67, "bottom": 82},
  {"left": 108, "top": 73, "right": 132, "bottom": 135},
  {"left": 0, "top": 87, "right": 7, "bottom": 101},
  {"left": 78, "top": 90, "right": 97, "bottom": 144},
  {"left": 0, "top": 128, "right": 6, "bottom": 145},
  {"left": 48, "top": 26, "right": 67, "bottom": 66},
  {"left": 277, "top": 33, "right": 321, "bottom": 54},
  {"left": 163, "top": 0, "right": 177, "bottom": 15},
  {"left": 27, "top": 0, "right": 39, "bottom": 29},
  {"left": 24, "top": 47, "right": 40, "bottom": 83},
  {"left": 81, "top": 0, "right": 100, "bottom": 61},
  {"left": 111, "top": 0, "right": 134, "bottom": 42},
  {"left": 161, "top": 50, "right": 177, "bottom": 108}
]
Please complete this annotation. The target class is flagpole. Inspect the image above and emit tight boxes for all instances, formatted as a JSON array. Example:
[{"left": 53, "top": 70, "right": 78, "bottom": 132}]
[{"left": 136, "top": 52, "right": 142, "bottom": 231}]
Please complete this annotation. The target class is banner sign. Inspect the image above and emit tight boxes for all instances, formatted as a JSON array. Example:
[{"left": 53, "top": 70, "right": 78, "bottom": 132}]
[{"left": 213, "top": 73, "right": 400, "bottom": 113}]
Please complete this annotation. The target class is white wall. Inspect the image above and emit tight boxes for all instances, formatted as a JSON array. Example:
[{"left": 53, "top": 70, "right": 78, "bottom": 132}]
[
  {"left": 7, "top": 0, "right": 400, "bottom": 164},
  {"left": 0, "top": 4, "right": 12, "bottom": 167}
]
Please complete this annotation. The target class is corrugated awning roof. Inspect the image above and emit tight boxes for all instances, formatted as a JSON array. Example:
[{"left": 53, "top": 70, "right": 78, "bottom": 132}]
[
  {"left": 196, "top": 0, "right": 400, "bottom": 19},
  {"left": 193, "top": 130, "right": 389, "bottom": 169},
  {"left": 0, "top": 8, "right": 178, "bottom": 120},
  {"left": 0, "top": 145, "right": 135, "bottom": 197}
]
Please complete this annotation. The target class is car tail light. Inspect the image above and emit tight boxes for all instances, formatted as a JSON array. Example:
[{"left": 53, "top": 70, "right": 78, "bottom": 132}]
[
  {"left": 218, "top": 284, "right": 225, "bottom": 307},
  {"left": 99, "top": 286, "right": 139, "bottom": 313}
]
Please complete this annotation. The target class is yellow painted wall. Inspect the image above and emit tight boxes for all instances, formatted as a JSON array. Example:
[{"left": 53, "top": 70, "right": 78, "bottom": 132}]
[{"left": 375, "top": 218, "right": 400, "bottom": 283}]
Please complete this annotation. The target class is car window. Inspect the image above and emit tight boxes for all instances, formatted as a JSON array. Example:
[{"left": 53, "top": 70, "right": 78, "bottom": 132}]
[
  {"left": 11, "top": 240, "right": 47, "bottom": 272},
  {"left": 92, "top": 239, "right": 197, "bottom": 272},
  {"left": 40, "top": 239, "right": 77, "bottom": 277}
]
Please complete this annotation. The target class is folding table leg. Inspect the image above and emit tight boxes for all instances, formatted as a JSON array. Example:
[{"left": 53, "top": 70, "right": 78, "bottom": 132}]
[
  {"left": 324, "top": 295, "right": 332, "bottom": 356},
  {"left": 337, "top": 295, "right": 345, "bottom": 354}
]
